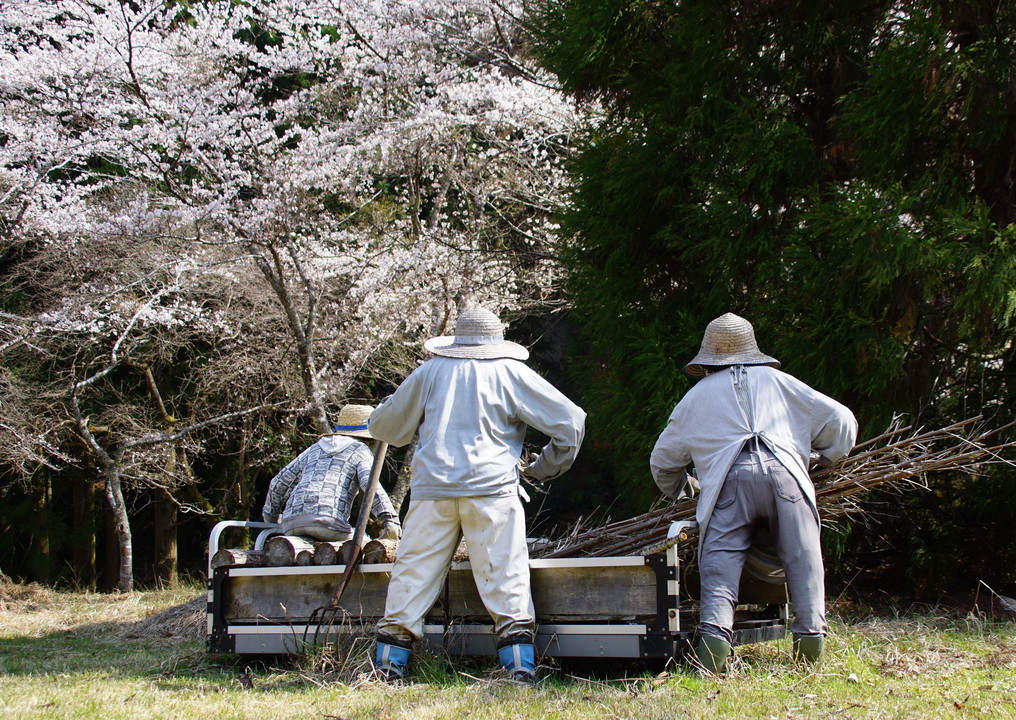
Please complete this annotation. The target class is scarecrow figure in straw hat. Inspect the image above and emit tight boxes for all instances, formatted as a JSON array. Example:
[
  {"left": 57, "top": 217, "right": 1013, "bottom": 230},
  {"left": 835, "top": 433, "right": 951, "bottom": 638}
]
[
  {"left": 650, "top": 313, "right": 857, "bottom": 673},
  {"left": 262, "top": 404, "right": 401, "bottom": 543},
  {"left": 368, "top": 306, "right": 586, "bottom": 682}
]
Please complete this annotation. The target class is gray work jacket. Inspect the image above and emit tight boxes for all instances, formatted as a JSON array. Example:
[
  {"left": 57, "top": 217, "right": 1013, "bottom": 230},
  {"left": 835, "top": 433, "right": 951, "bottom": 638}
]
[{"left": 650, "top": 365, "right": 857, "bottom": 549}]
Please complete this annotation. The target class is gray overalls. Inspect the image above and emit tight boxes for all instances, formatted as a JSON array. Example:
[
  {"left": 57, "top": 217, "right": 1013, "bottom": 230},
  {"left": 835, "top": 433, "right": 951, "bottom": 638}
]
[{"left": 697, "top": 369, "right": 827, "bottom": 642}]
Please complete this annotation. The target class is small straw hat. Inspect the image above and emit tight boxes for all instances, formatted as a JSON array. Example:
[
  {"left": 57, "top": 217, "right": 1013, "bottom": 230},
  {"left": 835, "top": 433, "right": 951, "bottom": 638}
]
[
  {"left": 327, "top": 404, "right": 375, "bottom": 438},
  {"left": 684, "top": 313, "right": 780, "bottom": 378},
  {"left": 424, "top": 306, "right": 529, "bottom": 361}
]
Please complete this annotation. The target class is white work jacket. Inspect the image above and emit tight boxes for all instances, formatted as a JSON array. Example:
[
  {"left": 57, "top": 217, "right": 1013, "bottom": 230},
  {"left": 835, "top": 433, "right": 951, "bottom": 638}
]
[
  {"left": 650, "top": 365, "right": 858, "bottom": 548},
  {"left": 369, "top": 356, "right": 586, "bottom": 500}
]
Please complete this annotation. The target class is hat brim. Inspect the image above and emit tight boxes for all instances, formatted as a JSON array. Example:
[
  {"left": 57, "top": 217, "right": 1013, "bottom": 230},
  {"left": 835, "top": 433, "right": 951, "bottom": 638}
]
[
  {"left": 323, "top": 428, "right": 374, "bottom": 439},
  {"left": 684, "top": 355, "right": 781, "bottom": 378},
  {"left": 424, "top": 336, "right": 530, "bottom": 361}
]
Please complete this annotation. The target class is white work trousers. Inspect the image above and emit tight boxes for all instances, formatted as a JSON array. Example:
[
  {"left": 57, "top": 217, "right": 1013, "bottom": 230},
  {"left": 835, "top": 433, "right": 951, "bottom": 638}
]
[
  {"left": 698, "top": 445, "right": 827, "bottom": 640},
  {"left": 378, "top": 495, "right": 535, "bottom": 642}
]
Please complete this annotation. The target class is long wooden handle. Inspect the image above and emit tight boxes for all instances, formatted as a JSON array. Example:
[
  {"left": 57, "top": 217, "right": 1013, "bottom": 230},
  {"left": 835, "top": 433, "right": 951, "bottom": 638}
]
[{"left": 333, "top": 440, "right": 389, "bottom": 603}]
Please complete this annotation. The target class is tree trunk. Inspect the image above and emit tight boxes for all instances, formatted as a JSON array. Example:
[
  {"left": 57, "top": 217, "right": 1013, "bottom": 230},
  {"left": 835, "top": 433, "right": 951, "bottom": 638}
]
[
  {"left": 141, "top": 367, "right": 184, "bottom": 588},
  {"left": 104, "top": 467, "right": 134, "bottom": 593},
  {"left": 296, "top": 339, "right": 330, "bottom": 434},
  {"left": 72, "top": 479, "right": 97, "bottom": 591},
  {"left": 235, "top": 415, "right": 255, "bottom": 520},
  {"left": 153, "top": 486, "right": 178, "bottom": 588},
  {"left": 103, "top": 509, "right": 119, "bottom": 592},
  {"left": 252, "top": 243, "right": 330, "bottom": 435},
  {"left": 70, "top": 385, "right": 133, "bottom": 592},
  {"left": 30, "top": 473, "right": 52, "bottom": 584},
  {"left": 389, "top": 438, "right": 417, "bottom": 515}
]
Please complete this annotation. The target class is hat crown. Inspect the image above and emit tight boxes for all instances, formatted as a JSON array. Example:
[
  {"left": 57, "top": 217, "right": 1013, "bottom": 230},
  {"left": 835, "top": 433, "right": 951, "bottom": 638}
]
[
  {"left": 331, "top": 404, "right": 374, "bottom": 438},
  {"left": 453, "top": 307, "right": 504, "bottom": 341},
  {"left": 423, "top": 306, "right": 529, "bottom": 360},
  {"left": 700, "top": 313, "right": 760, "bottom": 356},
  {"left": 684, "top": 312, "right": 780, "bottom": 377}
]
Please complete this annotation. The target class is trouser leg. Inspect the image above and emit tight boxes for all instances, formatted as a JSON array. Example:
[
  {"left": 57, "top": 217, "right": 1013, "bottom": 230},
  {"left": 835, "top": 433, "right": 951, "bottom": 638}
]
[
  {"left": 284, "top": 525, "right": 353, "bottom": 543},
  {"left": 378, "top": 499, "right": 461, "bottom": 641},
  {"left": 764, "top": 457, "right": 827, "bottom": 637},
  {"left": 697, "top": 452, "right": 761, "bottom": 643},
  {"left": 459, "top": 495, "right": 535, "bottom": 640}
]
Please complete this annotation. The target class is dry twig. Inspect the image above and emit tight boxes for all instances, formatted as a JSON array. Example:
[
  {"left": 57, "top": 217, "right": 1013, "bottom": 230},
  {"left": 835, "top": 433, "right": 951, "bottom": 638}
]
[{"left": 532, "top": 415, "right": 1015, "bottom": 559}]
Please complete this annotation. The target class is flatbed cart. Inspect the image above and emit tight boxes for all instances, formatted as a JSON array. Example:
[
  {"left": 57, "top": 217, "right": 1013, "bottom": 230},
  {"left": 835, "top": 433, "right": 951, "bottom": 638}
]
[{"left": 206, "top": 520, "right": 789, "bottom": 662}]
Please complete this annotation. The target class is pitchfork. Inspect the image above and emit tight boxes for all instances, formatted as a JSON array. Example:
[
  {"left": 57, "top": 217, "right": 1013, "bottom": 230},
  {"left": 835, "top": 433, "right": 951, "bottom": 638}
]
[{"left": 305, "top": 440, "right": 389, "bottom": 647}]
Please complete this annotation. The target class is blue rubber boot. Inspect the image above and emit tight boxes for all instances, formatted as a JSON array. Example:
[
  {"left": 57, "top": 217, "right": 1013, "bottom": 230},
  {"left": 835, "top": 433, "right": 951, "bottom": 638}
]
[
  {"left": 497, "top": 635, "right": 537, "bottom": 682},
  {"left": 375, "top": 633, "right": 411, "bottom": 680}
]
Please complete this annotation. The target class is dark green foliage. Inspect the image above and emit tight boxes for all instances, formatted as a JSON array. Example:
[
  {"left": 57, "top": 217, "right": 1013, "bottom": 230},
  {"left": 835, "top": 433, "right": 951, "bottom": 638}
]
[{"left": 531, "top": 0, "right": 1016, "bottom": 591}]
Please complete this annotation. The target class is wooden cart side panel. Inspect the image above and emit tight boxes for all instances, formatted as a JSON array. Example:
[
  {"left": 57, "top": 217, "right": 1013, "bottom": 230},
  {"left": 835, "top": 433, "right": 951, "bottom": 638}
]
[
  {"left": 222, "top": 561, "right": 660, "bottom": 623},
  {"left": 441, "top": 563, "right": 659, "bottom": 623},
  {"left": 223, "top": 571, "right": 390, "bottom": 621}
]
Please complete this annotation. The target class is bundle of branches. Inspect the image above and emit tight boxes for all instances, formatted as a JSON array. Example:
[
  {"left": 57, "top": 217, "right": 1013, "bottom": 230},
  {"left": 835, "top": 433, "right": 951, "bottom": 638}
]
[{"left": 531, "top": 415, "right": 1015, "bottom": 559}]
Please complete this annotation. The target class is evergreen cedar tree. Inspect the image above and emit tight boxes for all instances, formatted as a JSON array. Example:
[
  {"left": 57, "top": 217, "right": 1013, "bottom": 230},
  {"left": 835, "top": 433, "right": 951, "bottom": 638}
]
[{"left": 531, "top": 0, "right": 1016, "bottom": 593}]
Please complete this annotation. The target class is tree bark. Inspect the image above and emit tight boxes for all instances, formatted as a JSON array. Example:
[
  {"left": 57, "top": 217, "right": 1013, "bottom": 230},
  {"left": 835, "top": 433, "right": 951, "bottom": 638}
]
[
  {"left": 30, "top": 474, "right": 52, "bottom": 584},
  {"left": 153, "top": 485, "right": 178, "bottom": 588},
  {"left": 72, "top": 479, "right": 97, "bottom": 590},
  {"left": 236, "top": 415, "right": 253, "bottom": 519},
  {"left": 265, "top": 535, "right": 317, "bottom": 566},
  {"left": 251, "top": 241, "right": 330, "bottom": 434},
  {"left": 70, "top": 387, "right": 134, "bottom": 592},
  {"left": 389, "top": 438, "right": 417, "bottom": 515},
  {"left": 142, "top": 365, "right": 181, "bottom": 588},
  {"left": 104, "top": 464, "right": 134, "bottom": 593}
]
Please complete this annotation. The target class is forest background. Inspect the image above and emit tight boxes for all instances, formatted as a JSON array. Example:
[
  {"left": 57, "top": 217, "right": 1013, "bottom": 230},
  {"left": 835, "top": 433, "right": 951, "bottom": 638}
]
[{"left": 1, "top": 0, "right": 1013, "bottom": 605}]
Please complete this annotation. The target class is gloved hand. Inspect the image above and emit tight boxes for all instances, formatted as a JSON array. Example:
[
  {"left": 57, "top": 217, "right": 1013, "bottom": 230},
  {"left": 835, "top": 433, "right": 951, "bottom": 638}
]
[
  {"left": 517, "top": 451, "right": 538, "bottom": 478},
  {"left": 381, "top": 519, "right": 402, "bottom": 541}
]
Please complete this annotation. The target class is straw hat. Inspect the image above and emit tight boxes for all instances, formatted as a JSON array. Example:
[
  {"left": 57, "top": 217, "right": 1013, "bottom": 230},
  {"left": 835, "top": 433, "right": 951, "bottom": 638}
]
[
  {"left": 424, "top": 306, "right": 529, "bottom": 361},
  {"left": 684, "top": 313, "right": 780, "bottom": 378},
  {"left": 327, "top": 404, "right": 375, "bottom": 438}
]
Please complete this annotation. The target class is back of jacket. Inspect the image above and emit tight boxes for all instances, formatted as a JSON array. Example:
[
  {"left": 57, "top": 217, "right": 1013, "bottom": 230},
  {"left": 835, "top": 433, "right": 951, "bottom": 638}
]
[
  {"left": 369, "top": 356, "right": 586, "bottom": 500},
  {"left": 262, "top": 435, "right": 396, "bottom": 532},
  {"left": 650, "top": 365, "right": 857, "bottom": 542}
]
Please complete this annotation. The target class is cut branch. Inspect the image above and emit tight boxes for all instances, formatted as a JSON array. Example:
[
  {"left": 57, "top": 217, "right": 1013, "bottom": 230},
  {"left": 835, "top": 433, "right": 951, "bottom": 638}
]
[{"left": 532, "top": 415, "right": 1016, "bottom": 559}]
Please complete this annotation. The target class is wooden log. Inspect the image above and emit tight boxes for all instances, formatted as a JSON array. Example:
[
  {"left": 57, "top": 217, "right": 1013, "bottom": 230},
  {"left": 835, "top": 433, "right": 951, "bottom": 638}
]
[
  {"left": 265, "top": 535, "right": 317, "bottom": 566},
  {"left": 361, "top": 538, "right": 398, "bottom": 564},
  {"left": 210, "top": 548, "right": 266, "bottom": 570},
  {"left": 313, "top": 541, "right": 347, "bottom": 566},
  {"left": 295, "top": 549, "right": 313, "bottom": 566}
]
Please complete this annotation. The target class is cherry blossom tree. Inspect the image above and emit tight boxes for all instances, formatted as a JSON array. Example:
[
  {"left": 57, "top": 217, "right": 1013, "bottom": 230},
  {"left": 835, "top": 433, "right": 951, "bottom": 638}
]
[{"left": 1, "top": 0, "right": 579, "bottom": 587}]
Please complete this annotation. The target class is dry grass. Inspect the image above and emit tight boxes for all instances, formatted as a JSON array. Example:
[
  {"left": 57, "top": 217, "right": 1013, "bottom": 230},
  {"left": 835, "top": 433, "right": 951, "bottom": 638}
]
[
  {"left": 1, "top": 581, "right": 1016, "bottom": 719},
  {"left": 0, "top": 574, "right": 53, "bottom": 612},
  {"left": 0, "top": 573, "right": 205, "bottom": 641}
]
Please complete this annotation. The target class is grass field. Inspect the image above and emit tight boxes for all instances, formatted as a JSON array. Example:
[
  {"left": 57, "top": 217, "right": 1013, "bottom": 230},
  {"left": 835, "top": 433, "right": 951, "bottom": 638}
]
[{"left": 1, "top": 578, "right": 1015, "bottom": 719}]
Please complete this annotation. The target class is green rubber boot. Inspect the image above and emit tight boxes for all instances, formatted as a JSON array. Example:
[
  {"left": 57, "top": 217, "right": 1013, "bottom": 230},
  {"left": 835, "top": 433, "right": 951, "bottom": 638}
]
[
  {"left": 695, "top": 634, "right": 731, "bottom": 674},
  {"left": 792, "top": 634, "right": 825, "bottom": 665}
]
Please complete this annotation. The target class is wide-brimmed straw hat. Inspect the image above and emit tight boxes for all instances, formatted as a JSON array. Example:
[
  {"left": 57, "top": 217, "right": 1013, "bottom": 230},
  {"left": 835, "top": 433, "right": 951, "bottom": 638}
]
[
  {"left": 424, "top": 306, "right": 529, "bottom": 361},
  {"left": 684, "top": 313, "right": 780, "bottom": 378},
  {"left": 327, "top": 404, "right": 375, "bottom": 438}
]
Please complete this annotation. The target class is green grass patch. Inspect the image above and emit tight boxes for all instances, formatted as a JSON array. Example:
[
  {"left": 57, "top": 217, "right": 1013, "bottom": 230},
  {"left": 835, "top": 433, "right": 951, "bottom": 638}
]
[{"left": 1, "top": 579, "right": 1015, "bottom": 719}]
